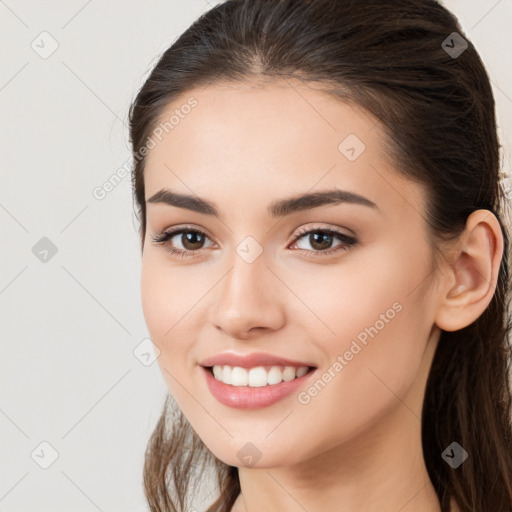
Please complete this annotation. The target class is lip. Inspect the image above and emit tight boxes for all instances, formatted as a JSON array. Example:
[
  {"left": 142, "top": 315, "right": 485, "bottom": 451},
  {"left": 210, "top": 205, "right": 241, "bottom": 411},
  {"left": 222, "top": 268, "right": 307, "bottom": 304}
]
[
  {"left": 200, "top": 365, "right": 317, "bottom": 409},
  {"left": 199, "top": 351, "right": 316, "bottom": 369}
]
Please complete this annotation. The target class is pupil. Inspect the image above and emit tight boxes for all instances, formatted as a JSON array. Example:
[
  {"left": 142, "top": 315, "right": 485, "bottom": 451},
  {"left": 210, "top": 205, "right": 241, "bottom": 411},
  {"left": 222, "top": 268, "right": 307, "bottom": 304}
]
[
  {"left": 311, "top": 232, "right": 332, "bottom": 250},
  {"left": 184, "top": 232, "right": 203, "bottom": 249}
]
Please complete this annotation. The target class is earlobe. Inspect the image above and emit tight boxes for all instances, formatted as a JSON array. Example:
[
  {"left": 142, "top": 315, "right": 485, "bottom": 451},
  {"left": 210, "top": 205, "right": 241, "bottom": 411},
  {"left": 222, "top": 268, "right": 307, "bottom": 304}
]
[{"left": 435, "top": 209, "right": 503, "bottom": 332}]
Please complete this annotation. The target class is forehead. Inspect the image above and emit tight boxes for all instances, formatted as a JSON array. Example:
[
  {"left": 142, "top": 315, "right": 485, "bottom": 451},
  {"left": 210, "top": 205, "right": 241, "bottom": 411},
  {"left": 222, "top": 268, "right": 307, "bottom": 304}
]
[
  {"left": 143, "top": 80, "right": 424, "bottom": 218},
  {"left": 146, "top": 80, "right": 379, "bottom": 175}
]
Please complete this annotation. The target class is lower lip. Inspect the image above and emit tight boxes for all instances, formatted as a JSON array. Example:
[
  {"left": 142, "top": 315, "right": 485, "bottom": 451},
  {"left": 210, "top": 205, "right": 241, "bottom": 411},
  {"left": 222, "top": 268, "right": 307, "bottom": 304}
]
[{"left": 200, "top": 365, "right": 317, "bottom": 409}]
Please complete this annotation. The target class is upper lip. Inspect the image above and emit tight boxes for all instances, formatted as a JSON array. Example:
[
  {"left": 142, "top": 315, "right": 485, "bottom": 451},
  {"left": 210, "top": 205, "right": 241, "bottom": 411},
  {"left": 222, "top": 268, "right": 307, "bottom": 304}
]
[{"left": 199, "top": 351, "right": 316, "bottom": 369}]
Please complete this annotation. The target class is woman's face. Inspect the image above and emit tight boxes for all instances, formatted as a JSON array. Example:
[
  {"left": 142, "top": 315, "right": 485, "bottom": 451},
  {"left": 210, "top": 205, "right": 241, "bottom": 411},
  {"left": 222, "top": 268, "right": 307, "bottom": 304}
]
[{"left": 140, "top": 80, "right": 442, "bottom": 468}]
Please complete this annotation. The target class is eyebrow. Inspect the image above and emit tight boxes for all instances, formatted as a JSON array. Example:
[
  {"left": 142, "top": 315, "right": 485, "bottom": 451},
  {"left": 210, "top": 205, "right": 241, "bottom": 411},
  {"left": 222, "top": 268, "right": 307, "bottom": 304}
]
[{"left": 146, "top": 187, "right": 379, "bottom": 218}]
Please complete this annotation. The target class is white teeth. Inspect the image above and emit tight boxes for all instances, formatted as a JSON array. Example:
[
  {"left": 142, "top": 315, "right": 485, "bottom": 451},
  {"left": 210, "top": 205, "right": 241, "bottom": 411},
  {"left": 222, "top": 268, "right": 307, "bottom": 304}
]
[
  {"left": 212, "top": 365, "right": 223, "bottom": 380},
  {"left": 223, "top": 365, "right": 232, "bottom": 385},
  {"left": 248, "top": 367, "right": 267, "bottom": 387},
  {"left": 282, "top": 367, "right": 296, "bottom": 382},
  {"left": 211, "top": 365, "right": 311, "bottom": 387},
  {"left": 296, "top": 366, "right": 308, "bottom": 377},
  {"left": 231, "top": 367, "right": 248, "bottom": 386},
  {"left": 267, "top": 366, "right": 283, "bottom": 385}
]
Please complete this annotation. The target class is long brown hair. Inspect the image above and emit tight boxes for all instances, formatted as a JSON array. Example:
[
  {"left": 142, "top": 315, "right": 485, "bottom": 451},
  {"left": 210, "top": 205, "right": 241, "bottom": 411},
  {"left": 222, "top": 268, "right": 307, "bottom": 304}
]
[{"left": 128, "top": 1, "right": 512, "bottom": 510}]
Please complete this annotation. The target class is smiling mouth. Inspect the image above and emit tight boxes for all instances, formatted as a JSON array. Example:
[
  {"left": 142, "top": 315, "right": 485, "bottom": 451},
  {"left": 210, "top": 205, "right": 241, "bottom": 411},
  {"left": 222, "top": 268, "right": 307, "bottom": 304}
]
[{"left": 203, "top": 364, "right": 316, "bottom": 387}]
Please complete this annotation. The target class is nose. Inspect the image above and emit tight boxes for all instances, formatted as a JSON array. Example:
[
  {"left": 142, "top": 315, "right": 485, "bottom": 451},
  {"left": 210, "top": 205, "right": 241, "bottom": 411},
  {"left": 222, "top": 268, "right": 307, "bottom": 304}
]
[{"left": 210, "top": 252, "right": 286, "bottom": 340}]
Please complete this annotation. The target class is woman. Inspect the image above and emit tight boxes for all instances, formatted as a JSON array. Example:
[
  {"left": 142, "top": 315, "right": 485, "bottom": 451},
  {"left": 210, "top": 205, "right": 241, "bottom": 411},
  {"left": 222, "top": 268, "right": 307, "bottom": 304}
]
[{"left": 128, "top": 0, "right": 512, "bottom": 510}]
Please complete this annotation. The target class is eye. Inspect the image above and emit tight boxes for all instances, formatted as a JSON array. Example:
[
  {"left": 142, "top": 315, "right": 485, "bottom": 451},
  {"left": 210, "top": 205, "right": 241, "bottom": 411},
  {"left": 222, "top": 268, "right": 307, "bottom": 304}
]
[
  {"left": 289, "top": 226, "right": 357, "bottom": 256},
  {"left": 151, "top": 225, "right": 214, "bottom": 258},
  {"left": 151, "top": 224, "right": 358, "bottom": 258}
]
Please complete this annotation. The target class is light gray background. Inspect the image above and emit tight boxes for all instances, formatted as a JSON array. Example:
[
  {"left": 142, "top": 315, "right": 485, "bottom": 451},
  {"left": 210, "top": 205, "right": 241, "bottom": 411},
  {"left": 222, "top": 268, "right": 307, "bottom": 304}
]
[{"left": 1, "top": 1, "right": 511, "bottom": 511}]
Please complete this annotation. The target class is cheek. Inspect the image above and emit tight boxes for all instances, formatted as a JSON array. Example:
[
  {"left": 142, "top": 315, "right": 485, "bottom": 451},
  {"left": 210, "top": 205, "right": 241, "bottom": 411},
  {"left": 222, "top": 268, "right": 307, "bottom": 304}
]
[
  {"left": 140, "top": 253, "right": 189, "bottom": 364},
  {"left": 140, "top": 255, "right": 168, "bottom": 338},
  {"left": 140, "top": 264, "right": 191, "bottom": 403},
  {"left": 140, "top": 251, "right": 194, "bottom": 337},
  {"left": 140, "top": 252, "right": 207, "bottom": 385},
  {"left": 282, "top": 247, "right": 413, "bottom": 348},
  {"left": 314, "top": 238, "right": 433, "bottom": 355},
  {"left": 286, "top": 294, "right": 430, "bottom": 461},
  {"left": 291, "top": 246, "right": 432, "bottom": 417}
]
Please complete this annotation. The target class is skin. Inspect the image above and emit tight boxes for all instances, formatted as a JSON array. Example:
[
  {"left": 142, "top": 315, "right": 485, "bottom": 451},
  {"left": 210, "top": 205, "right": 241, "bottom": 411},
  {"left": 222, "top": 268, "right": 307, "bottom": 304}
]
[{"left": 140, "top": 79, "right": 503, "bottom": 512}]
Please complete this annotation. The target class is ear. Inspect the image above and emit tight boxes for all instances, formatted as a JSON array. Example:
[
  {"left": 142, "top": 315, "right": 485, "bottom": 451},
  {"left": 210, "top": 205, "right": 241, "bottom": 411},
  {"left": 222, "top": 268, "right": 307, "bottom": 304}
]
[{"left": 434, "top": 209, "right": 504, "bottom": 332}]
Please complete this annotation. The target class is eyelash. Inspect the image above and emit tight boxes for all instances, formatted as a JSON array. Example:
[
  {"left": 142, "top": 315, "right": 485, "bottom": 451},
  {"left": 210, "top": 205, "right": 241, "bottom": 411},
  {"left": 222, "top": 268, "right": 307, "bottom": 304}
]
[{"left": 151, "top": 224, "right": 358, "bottom": 259}]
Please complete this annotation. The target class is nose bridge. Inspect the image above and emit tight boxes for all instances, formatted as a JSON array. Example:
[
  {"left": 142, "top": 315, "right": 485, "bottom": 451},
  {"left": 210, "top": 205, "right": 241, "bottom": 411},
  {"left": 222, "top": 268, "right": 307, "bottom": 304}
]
[{"left": 211, "top": 241, "right": 284, "bottom": 336}]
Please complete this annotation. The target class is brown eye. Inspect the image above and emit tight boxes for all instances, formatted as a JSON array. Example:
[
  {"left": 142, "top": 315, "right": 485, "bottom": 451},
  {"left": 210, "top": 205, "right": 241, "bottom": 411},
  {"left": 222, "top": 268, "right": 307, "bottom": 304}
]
[
  {"left": 179, "top": 231, "right": 206, "bottom": 250},
  {"left": 291, "top": 227, "right": 357, "bottom": 256},
  {"left": 305, "top": 231, "right": 335, "bottom": 251},
  {"left": 151, "top": 227, "right": 214, "bottom": 257}
]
